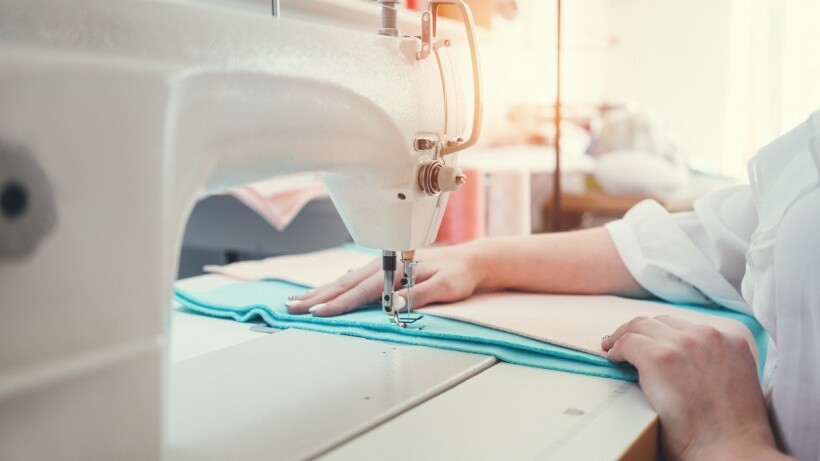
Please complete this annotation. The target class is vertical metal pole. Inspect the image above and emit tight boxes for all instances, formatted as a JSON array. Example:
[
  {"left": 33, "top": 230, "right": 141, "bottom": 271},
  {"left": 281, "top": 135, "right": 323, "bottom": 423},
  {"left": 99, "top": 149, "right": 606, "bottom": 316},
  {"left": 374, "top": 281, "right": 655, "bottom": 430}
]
[
  {"left": 551, "top": 0, "right": 563, "bottom": 232},
  {"left": 271, "top": 0, "right": 280, "bottom": 17}
]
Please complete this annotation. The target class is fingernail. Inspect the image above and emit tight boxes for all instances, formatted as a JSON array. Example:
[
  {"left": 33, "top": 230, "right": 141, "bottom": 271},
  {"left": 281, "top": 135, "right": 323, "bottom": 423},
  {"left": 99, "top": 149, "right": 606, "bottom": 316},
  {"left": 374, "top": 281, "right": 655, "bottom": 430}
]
[
  {"left": 309, "top": 303, "right": 327, "bottom": 314},
  {"left": 285, "top": 300, "right": 301, "bottom": 308},
  {"left": 395, "top": 295, "right": 406, "bottom": 310}
]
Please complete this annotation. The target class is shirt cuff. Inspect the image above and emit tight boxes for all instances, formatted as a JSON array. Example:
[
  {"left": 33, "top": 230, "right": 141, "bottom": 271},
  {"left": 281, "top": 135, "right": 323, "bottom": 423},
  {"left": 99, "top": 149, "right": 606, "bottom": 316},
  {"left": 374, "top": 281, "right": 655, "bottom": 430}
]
[{"left": 605, "top": 201, "right": 713, "bottom": 306}]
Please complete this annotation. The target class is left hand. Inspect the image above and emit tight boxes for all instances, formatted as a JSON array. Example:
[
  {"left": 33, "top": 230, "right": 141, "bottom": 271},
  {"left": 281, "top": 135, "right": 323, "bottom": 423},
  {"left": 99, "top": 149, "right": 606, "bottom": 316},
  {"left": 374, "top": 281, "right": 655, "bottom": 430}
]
[
  {"left": 284, "top": 243, "right": 483, "bottom": 317},
  {"left": 602, "top": 315, "right": 789, "bottom": 460}
]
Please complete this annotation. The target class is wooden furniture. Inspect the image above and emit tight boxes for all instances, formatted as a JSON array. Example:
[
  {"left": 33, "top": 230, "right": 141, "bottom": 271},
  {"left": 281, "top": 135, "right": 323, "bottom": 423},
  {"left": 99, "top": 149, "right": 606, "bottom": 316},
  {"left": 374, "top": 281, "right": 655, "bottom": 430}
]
[{"left": 543, "top": 173, "right": 741, "bottom": 230}]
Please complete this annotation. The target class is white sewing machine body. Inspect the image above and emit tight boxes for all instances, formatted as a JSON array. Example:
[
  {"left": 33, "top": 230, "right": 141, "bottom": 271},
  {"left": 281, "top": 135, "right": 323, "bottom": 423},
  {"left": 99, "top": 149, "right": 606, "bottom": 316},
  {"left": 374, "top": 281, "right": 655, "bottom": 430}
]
[
  {"left": 0, "top": 0, "right": 470, "bottom": 457},
  {"left": 0, "top": 1, "right": 659, "bottom": 459}
]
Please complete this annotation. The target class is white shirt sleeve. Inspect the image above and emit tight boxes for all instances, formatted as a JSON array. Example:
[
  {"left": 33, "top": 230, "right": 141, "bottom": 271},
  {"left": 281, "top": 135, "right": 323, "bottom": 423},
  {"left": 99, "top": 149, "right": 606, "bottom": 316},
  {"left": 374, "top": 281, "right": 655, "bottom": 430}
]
[
  {"left": 604, "top": 112, "right": 820, "bottom": 459},
  {"left": 766, "top": 187, "right": 820, "bottom": 460},
  {"left": 604, "top": 185, "right": 757, "bottom": 315}
]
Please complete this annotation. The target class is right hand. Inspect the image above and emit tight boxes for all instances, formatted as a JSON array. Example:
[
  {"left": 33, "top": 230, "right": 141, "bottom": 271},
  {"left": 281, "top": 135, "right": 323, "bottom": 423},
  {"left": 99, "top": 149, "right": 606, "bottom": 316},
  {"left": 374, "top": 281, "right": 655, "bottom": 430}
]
[
  {"left": 285, "top": 243, "right": 484, "bottom": 317},
  {"left": 602, "top": 315, "right": 787, "bottom": 460}
]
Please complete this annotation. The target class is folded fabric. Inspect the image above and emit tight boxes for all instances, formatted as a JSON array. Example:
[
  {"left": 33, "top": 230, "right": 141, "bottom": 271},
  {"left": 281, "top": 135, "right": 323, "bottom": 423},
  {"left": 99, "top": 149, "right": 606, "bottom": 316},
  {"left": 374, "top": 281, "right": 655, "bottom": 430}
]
[
  {"left": 174, "top": 279, "right": 639, "bottom": 381},
  {"left": 174, "top": 275, "right": 768, "bottom": 381},
  {"left": 421, "top": 293, "right": 767, "bottom": 368},
  {"left": 224, "top": 174, "right": 328, "bottom": 231}
]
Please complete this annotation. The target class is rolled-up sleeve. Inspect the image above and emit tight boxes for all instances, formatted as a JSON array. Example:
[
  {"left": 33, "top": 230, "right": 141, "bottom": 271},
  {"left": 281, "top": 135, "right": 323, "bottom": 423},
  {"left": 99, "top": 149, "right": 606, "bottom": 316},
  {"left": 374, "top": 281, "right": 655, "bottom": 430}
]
[{"left": 605, "top": 186, "right": 757, "bottom": 315}]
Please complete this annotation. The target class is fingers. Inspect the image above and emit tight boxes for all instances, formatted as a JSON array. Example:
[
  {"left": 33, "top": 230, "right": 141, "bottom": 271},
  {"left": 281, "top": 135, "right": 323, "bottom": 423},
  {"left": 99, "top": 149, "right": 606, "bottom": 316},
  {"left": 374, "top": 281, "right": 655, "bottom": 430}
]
[
  {"left": 606, "top": 332, "right": 654, "bottom": 365},
  {"left": 280, "top": 247, "right": 470, "bottom": 317},
  {"left": 287, "top": 257, "right": 445, "bottom": 317},
  {"left": 312, "top": 270, "right": 449, "bottom": 317},
  {"left": 601, "top": 316, "right": 678, "bottom": 351},
  {"left": 399, "top": 275, "right": 441, "bottom": 309},
  {"left": 285, "top": 259, "right": 379, "bottom": 314},
  {"left": 653, "top": 315, "right": 695, "bottom": 331},
  {"left": 309, "top": 271, "right": 386, "bottom": 317},
  {"left": 602, "top": 315, "right": 710, "bottom": 368}
]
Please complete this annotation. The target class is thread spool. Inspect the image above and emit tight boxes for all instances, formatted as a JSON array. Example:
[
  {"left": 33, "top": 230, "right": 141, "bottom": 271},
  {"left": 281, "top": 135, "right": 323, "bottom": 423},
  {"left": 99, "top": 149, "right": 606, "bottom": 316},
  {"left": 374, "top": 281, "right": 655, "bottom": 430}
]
[{"left": 436, "top": 167, "right": 486, "bottom": 243}]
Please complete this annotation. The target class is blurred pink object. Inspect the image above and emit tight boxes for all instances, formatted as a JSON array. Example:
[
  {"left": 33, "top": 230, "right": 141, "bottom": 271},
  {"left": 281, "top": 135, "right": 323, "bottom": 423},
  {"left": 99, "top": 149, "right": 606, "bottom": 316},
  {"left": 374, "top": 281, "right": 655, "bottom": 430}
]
[
  {"left": 436, "top": 167, "right": 486, "bottom": 244},
  {"left": 225, "top": 174, "right": 328, "bottom": 231}
]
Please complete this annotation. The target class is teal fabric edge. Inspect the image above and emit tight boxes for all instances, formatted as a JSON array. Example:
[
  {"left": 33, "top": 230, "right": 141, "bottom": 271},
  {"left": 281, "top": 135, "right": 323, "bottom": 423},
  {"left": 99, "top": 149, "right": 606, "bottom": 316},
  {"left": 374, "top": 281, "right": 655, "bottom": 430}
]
[
  {"left": 175, "top": 272, "right": 768, "bottom": 382},
  {"left": 173, "top": 282, "right": 638, "bottom": 381},
  {"left": 175, "top": 302, "right": 638, "bottom": 382},
  {"left": 173, "top": 284, "right": 615, "bottom": 368}
]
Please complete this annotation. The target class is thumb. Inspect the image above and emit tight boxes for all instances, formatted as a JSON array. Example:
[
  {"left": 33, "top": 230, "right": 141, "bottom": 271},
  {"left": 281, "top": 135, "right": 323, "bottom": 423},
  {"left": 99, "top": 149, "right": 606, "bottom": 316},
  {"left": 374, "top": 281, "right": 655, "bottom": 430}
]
[{"left": 395, "top": 274, "right": 449, "bottom": 310}]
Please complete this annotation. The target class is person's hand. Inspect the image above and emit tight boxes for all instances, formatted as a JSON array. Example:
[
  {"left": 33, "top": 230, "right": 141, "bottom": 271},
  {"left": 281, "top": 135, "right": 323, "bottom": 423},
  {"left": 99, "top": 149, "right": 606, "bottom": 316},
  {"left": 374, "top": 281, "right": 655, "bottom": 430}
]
[
  {"left": 602, "top": 315, "right": 789, "bottom": 460},
  {"left": 284, "top": 243, "right": 485, "bottom": 317}
]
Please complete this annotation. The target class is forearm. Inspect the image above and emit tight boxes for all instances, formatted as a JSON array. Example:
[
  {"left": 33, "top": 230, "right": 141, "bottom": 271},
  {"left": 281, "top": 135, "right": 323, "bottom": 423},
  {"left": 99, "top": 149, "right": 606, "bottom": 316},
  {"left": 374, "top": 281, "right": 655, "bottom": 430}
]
[{"left": 464, "top": 227, "right": 651, "bottom": 298}]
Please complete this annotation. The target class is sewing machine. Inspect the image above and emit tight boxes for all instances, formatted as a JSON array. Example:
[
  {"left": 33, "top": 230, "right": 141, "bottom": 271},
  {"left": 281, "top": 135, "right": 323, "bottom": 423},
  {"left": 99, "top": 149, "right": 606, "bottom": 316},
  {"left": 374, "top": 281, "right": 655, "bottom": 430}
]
[
  {"left": 0, "top": 0, "right": 479, "bottom": 455},
  {"left": 0, "top": 0, "right": 656, "bottom": 458}
]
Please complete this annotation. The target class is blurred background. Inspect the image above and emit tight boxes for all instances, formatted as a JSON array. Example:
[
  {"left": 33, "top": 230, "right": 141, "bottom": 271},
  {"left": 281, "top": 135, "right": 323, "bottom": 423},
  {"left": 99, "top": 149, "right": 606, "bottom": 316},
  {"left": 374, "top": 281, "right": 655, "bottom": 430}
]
[{"left": 179, "top": 0, "right": 820, "bottom": 278}]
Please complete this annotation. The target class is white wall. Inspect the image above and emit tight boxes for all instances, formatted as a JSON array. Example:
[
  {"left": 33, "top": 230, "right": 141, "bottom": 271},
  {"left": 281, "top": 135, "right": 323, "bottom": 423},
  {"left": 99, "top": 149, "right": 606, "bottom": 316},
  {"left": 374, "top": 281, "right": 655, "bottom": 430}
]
[
  {"left": 606, "top": 0, "right": 735, "bottom": 173},
  {"left": 493, "top": 0, "right": 617, "bottom": 106}
]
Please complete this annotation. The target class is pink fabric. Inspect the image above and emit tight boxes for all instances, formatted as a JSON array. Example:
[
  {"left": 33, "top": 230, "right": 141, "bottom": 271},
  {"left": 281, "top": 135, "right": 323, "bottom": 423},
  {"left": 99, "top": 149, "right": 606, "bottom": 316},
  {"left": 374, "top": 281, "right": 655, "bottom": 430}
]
[
  {"left": 436, "top": 167, "right": 486, "bottom": 243},
  {"left": 225, "top": 174, "right": 328, "bottom": 231},
  {"left": 420, "top": 293, "right": 758, "bottom": 361}
]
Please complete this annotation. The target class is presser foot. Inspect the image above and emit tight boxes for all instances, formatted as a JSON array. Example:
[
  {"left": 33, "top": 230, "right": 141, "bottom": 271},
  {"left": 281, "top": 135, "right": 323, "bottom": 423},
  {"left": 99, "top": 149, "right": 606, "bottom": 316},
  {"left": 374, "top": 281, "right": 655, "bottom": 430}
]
[
  {"left": 382, "top": 250, "right": 426, "bottom": 329},
  {"left": 389, "top": 313, "right": 425, "bottom": 330}
]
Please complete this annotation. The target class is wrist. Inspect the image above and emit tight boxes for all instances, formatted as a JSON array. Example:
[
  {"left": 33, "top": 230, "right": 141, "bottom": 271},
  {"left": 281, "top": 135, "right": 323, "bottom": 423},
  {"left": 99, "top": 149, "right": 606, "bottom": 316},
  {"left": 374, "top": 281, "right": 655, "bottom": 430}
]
[{"left": 460, "top": 238, "right": 505, "bottom": 292}]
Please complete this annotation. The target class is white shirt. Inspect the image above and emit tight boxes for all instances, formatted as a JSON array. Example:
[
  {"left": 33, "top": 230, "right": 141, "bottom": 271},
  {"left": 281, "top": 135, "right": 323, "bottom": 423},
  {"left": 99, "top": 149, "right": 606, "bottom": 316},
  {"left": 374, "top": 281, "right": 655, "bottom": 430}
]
[{"left": 605, "top": 111, "right": 820, "bottom": 460}]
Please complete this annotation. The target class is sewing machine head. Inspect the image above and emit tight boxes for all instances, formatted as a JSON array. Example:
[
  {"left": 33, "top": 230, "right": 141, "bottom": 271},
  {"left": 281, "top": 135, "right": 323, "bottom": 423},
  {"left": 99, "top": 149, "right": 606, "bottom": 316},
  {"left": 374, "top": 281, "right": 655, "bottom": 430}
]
[
  {"left": 321, "top": 0, "right": 482, "bottom": 254},
  {"left": 317, "top": 0, "right": 483, "bottom": 326}
]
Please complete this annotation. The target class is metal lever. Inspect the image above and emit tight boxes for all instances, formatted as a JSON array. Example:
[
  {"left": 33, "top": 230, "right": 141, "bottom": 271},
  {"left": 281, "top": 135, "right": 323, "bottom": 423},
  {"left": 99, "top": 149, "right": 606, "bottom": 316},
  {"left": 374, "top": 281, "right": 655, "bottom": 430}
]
[{"left": 416, "top": 0, "right": 483, "bottom": 156}]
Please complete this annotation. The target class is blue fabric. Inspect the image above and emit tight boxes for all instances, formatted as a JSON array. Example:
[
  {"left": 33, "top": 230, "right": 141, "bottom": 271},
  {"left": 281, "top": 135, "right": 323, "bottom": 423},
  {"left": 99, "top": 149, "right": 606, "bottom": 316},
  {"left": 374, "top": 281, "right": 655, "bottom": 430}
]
[{"left": 174, "top": 278, "right": 769, "bottom": 382}]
